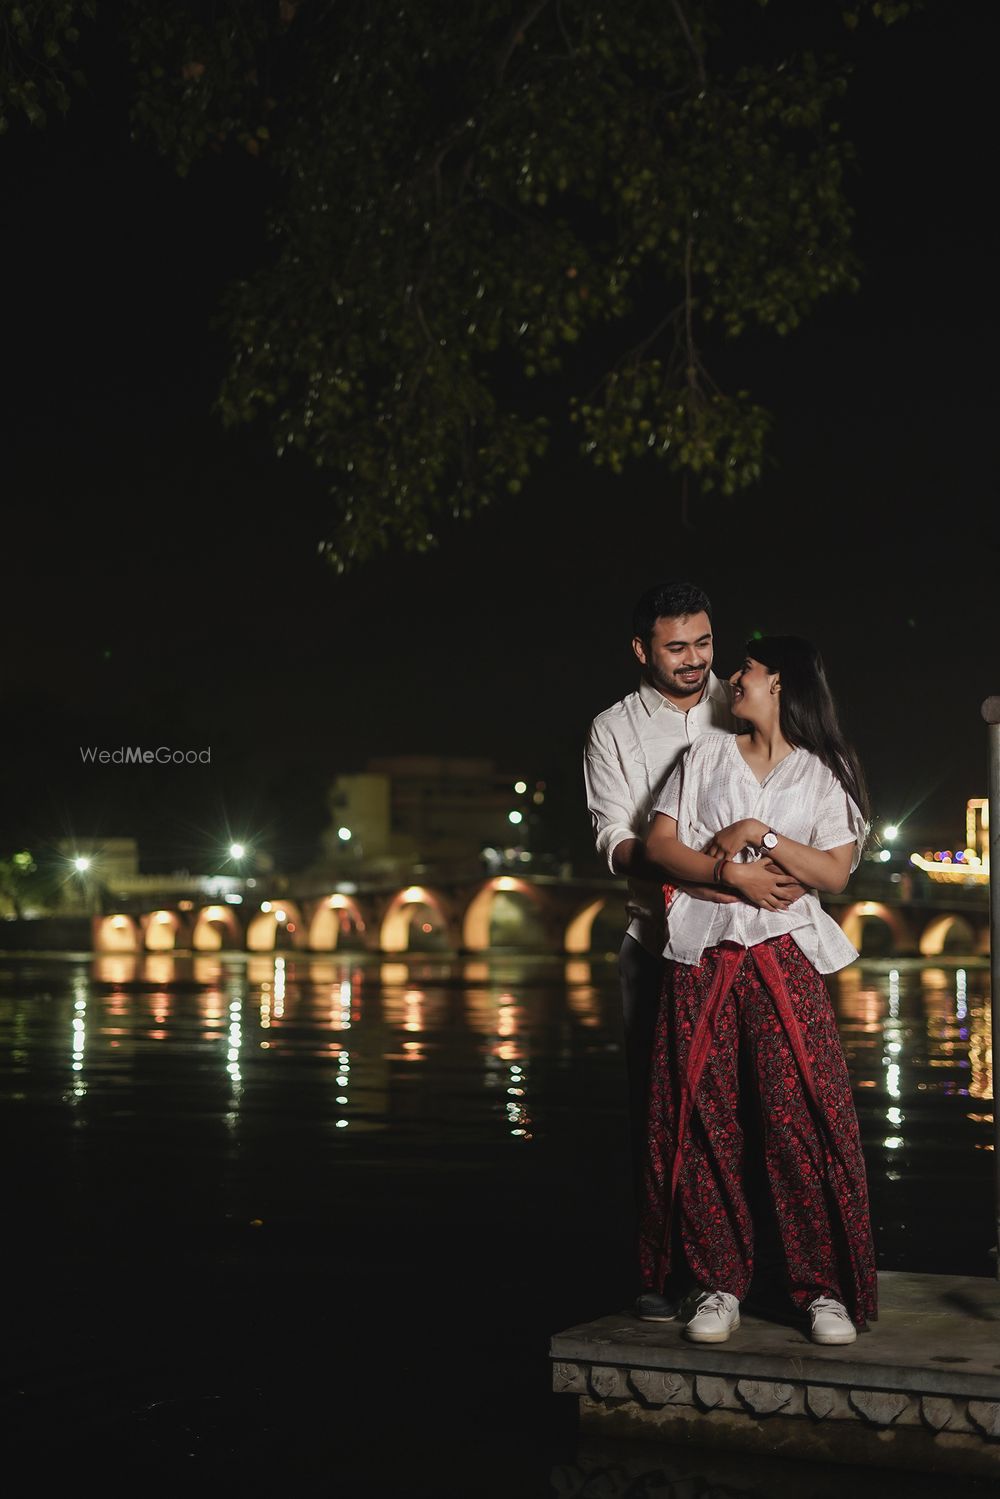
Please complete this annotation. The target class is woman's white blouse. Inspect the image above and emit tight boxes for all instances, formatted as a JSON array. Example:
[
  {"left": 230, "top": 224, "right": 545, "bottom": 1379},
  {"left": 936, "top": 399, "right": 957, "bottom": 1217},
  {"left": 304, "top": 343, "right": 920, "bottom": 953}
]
[{"left": 654, "top": 732, "right": 868, "bottom": 974}]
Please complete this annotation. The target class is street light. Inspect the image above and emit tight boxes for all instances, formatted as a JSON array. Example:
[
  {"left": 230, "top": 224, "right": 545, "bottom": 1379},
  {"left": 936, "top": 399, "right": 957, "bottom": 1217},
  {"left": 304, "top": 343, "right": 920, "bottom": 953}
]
[
  {"left": 229, "top": 842, "right": 246, "bottom": 860},
  {"left": 883, "top": 825, "right": 900, "bottom": 843},
  {"left": 338, "top": 827, "right": 352, "bottom": 842},
  {"left": 70, "top": 854, "right": 98, "bottom": 915}
]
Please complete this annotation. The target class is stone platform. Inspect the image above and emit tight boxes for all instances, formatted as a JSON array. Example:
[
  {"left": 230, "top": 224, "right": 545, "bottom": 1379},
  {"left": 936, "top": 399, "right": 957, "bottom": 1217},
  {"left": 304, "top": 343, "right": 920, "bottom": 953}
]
[{"left": 550, "top": 1271, "right": 1000, "bottom": 1478}]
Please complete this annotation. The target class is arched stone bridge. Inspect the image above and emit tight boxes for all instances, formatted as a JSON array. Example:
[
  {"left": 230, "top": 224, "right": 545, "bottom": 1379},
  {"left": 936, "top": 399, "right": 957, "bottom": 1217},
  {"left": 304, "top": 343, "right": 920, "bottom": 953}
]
[{"left": 92, "top": 875, "right": 991, "bottom": 958}]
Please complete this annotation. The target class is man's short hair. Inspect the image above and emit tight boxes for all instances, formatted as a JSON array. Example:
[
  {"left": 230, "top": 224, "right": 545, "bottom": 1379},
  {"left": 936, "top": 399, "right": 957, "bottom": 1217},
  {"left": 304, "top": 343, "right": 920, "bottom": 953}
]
[{"left": 631, "top": 581, "right": 713, "bottom": 646}]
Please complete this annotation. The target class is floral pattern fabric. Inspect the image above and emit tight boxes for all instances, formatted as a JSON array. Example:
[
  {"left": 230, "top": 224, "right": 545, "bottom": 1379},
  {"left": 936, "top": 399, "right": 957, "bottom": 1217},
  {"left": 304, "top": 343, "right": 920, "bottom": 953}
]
[{"left": 638, "top": 933, "right": 878, "bottom": 1329}]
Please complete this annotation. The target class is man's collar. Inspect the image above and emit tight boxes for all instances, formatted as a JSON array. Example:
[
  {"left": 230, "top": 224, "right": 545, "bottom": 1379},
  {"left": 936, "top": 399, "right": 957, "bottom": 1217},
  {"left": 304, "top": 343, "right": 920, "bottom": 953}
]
[{"left": 638, "top": 671, "right": 728, "bottom": 716}]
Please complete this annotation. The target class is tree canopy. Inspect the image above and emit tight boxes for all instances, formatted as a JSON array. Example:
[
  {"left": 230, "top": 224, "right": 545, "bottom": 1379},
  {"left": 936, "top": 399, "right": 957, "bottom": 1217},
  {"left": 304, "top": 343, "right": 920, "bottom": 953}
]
[{"left": 1, "top": 0, "right": 912, "bottom": 568}]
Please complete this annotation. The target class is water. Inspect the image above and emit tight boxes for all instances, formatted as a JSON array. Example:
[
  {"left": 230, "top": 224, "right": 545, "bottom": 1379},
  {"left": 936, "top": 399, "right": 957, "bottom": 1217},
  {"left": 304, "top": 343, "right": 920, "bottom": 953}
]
[{"left": 0, "top": 950, "right": 994, "bottom": 1493}]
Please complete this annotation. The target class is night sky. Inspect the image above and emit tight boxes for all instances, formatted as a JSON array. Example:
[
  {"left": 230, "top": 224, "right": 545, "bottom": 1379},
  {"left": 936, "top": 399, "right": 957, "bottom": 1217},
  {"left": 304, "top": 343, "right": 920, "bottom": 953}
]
[{"left": 3, "top": 5, "right": 997, "bottom": 875}]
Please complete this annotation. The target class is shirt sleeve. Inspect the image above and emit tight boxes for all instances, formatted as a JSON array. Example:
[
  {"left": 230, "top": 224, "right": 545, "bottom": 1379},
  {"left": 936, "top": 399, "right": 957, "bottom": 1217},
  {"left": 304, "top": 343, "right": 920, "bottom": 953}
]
[
  {"left": 812, "top": 774, "right": 868, "bottom": 872},
  {"left": 584, "top": 724, "right": 642, "bottom": 873},
  {"left": 652, "top": 754, "right": 685, "bottom": 821}
]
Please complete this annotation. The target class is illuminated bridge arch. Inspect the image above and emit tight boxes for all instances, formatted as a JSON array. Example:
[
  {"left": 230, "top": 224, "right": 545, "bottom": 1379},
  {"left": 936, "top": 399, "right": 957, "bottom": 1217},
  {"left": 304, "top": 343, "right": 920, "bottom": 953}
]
[
  {"left": 246, "top": 900, "right": 308, "bottom": 951},
  {"left": 837, "top": 901, "right": 915, "bottom": 957},
  {"left": 192, "top": 904, "right": 242, "bottom": 951},
  {"left": 380, "top": 885, "right": 456, "bottom": 952},
  {"left": 564, "top": 897, "right": 608, "bottom": 955},
  {"left": 919, "top": 913, "right": 978, "bottom": 957},
  {"left": 460, "top": 876, "right": 556, "bottom": 952},
  {"left": 95, "top": 914, "right": 141, "bottom": 952},
  {"left": 308, "top": 893, "right": 369, "bottom": 951},
  {"left": 143, "top": 909, "right": 184, "bottom": 951}
]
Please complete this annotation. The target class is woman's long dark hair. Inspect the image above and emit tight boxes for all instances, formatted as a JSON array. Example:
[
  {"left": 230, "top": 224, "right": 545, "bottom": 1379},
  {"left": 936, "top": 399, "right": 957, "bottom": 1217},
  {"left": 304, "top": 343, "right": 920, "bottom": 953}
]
[{"left": 747, "top": 636, "right": 871, "bottom": 827}]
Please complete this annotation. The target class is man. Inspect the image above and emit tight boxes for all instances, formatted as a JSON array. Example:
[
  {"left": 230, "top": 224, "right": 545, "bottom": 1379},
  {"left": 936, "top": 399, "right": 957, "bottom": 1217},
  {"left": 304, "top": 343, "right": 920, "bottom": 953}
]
[{"left": 584, "top": 580, "right": 735, "bottom": 1320}]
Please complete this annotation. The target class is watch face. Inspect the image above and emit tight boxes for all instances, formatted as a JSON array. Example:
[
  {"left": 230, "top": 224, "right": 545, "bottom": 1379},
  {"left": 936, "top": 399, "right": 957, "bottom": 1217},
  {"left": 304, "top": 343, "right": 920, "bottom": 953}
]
[{"left": 763, "top": 831, "right": 778, "bottom": 849}]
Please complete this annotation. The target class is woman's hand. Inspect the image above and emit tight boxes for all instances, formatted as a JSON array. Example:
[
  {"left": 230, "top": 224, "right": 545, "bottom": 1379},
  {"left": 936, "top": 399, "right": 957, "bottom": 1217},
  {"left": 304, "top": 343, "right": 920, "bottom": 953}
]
[
  {"left": 705, "top": 819, "right": 767, "bottom": 860},
  {"left": 674, "top": 879, "right": 741, "bottom": 906},
  {"left": 723, "top": 859, "right": 796, "bottom": 912}
]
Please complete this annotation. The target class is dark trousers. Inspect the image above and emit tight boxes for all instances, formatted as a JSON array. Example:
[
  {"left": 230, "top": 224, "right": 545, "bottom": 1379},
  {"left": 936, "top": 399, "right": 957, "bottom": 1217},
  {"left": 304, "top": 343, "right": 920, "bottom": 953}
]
[{"left": 617, "top": 933, "right": 663, "bottom": 1213}]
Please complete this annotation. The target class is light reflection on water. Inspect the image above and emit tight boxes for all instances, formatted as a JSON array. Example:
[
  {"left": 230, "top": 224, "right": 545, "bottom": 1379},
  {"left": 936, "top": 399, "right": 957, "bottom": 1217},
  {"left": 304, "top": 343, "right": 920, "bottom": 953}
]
[
  {"left": 0, "top": 952, "right": 993, "bottom": 1268},
  {"left": 0, "top": 950, "right": 996, "bottom": 1493}
]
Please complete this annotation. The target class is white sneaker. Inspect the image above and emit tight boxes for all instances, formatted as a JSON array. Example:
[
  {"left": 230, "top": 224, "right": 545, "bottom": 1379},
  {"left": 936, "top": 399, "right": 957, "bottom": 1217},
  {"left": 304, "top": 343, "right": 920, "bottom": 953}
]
[
  {"left": 684, "top": 1290, "right": 741, "bottom": 1343},
  {"left": 808, "top": 1296, "right": 857, "bottom": 1345}
]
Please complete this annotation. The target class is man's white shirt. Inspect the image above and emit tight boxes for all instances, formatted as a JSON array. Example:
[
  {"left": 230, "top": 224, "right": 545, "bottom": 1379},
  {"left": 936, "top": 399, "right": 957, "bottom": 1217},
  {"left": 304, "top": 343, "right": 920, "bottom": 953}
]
[{"left": 584, "top": 673, "right": 734, "bottom": 954}]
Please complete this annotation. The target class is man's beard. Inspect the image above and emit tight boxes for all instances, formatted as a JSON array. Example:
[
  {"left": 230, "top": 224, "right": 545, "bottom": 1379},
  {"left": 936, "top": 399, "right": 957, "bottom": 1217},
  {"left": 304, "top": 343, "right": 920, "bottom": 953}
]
[{"left": 655, "top": 666, "right": 706, "bottom": 698}]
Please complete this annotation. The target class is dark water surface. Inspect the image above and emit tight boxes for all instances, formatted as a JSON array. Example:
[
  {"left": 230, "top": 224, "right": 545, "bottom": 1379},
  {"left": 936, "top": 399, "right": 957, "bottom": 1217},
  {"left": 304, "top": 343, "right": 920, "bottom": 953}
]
[{"left": 0, "top": 950, "right": 994, "bottom": 1494}]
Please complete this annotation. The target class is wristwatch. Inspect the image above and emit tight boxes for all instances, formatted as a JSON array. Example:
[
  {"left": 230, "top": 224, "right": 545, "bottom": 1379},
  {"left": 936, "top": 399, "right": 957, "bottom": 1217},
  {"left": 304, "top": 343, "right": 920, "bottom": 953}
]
[{"left": 761, "top": 829, "right": 779, "bottom": 850}]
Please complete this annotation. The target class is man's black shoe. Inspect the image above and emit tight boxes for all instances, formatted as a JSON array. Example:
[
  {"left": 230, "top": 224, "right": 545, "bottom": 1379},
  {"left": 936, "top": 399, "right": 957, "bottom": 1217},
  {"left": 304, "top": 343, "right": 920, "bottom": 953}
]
[{"left": 634, "top": 1291, "right": 679, "bottom": 1322}]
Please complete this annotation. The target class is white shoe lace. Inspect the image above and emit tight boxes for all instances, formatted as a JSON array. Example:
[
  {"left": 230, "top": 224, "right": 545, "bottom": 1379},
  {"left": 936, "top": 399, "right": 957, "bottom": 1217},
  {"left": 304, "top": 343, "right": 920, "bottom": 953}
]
[
  {"left": 810, "top": 1296, "right": 849, "bottom": 1320},
  {"left": 693, "top": 1291, "right": 736, "bottom": 1317}
]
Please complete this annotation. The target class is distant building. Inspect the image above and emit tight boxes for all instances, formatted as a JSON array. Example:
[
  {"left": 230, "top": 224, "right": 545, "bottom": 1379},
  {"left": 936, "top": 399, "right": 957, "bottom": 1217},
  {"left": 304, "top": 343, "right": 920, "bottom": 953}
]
[
  {"left": 54, "top": 838, "right": 247, "bottom": 910},
  {"left": 56, "top": 837, "right": 140, "bottom": 883},
  {"left": 54, "top": 837, "right": 140, "bottom": 912},
  {"left": 321, "top": 756, "right": 539, "bottom": 872}
]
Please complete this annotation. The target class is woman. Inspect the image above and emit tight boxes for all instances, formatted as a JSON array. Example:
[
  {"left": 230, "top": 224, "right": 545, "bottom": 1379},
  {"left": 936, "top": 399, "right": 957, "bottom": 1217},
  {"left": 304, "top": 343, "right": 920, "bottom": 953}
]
[{"left": 638, "top": 635, "right": 877, "bottom": 1346}]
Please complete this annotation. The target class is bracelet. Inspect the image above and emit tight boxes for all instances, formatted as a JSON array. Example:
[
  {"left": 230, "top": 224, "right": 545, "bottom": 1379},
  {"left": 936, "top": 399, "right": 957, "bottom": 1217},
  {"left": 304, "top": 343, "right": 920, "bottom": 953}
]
[{"left": 713, "top": 856, "right": 727, "bottom": 885}]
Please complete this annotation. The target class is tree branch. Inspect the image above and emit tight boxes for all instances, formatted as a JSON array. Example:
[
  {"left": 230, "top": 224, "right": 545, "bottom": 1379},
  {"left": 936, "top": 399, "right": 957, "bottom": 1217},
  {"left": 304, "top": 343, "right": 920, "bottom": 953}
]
[
  {"left": 669, "top": 0, "right": 707, "bottom": 88},
  {"left": 495, "top": 0, "right": 552, "bottom": 85},
  {"left": 554, "top": 0, "right": 575, "bottom": 56},
  {"left": 684, "top": 233, "right": 698, "bottom": 394}
]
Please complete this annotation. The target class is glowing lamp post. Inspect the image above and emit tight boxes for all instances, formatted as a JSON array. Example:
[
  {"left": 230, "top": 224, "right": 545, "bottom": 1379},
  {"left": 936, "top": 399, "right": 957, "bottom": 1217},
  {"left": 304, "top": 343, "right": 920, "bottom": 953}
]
[
  {"left": 223, "top": 842, "right": 255, "bottom": 890},
  {"left": 336, "top": 826, "right": 361, "bottom": 866},
  {"left": 71, "top": 855, "right": 98, "bottom": 915}
]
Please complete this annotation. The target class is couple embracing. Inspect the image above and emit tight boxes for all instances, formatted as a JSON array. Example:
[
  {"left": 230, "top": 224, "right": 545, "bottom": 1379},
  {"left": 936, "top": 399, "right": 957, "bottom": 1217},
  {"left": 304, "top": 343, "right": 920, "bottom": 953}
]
[{"left": 585, "top": 581, "right": 877, "bottom": 1346}]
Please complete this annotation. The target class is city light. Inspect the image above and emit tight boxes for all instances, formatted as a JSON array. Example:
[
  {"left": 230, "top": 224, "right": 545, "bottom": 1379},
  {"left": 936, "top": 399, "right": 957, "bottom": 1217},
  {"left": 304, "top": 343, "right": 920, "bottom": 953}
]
[
  {"left": 229, "top": 842, "right": 246, "bottom": 860},
  {"left": 508, "top": 810, "right": 523, "bottom": 825},
  {"left": 338, "top": 826, "right": 352, "bottom": 841},
  {"left": 883, "top": 825, "right": 899, "bottom": 842},
  {"left": 514, "top": 780, "right": 527, "bottom": 794},
  {"left": 909, "top": 799, "right": 989, "bottom": 883},
  {"left": 73, "top": 856, "right": 91, "bottom": 872}
]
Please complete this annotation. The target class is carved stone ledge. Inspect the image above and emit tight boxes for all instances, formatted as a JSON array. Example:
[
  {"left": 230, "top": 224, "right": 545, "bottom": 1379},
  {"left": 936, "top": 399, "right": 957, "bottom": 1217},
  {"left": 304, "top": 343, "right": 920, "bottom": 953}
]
[
  {"left": 848, "top": 1389, "right": 910, "bottom": 1427},
  {"left": 563, "top": 1365, "right": 1000, "bottom": 1450},
  {"left": 601, "top": 1324, "right": 648, "bottom": 1342},
  {"left": 628, "top": 1368, "right": 691, "bottom": 1408},
  {"left": 805, "top": 1383, "right": 837, "bottom": 1420},
  {"left": 968, "top": 1401, "right": 1000, "bottom": 1440},
  {"left": 551, "top": 1360, "right": 587, "bottom": 1394},
  {"left": 920, "top": 1395, "right": 958, "bottom": 1431},
  {"left": 693, "top": 1374, "right": 731, "bottom": 1410},
  {"left": 736, "top": 1378, "right": 794, "bottom": 1416},
  {"left": 588, "top": 1364, "right": 627, "bottom": 1401}
]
